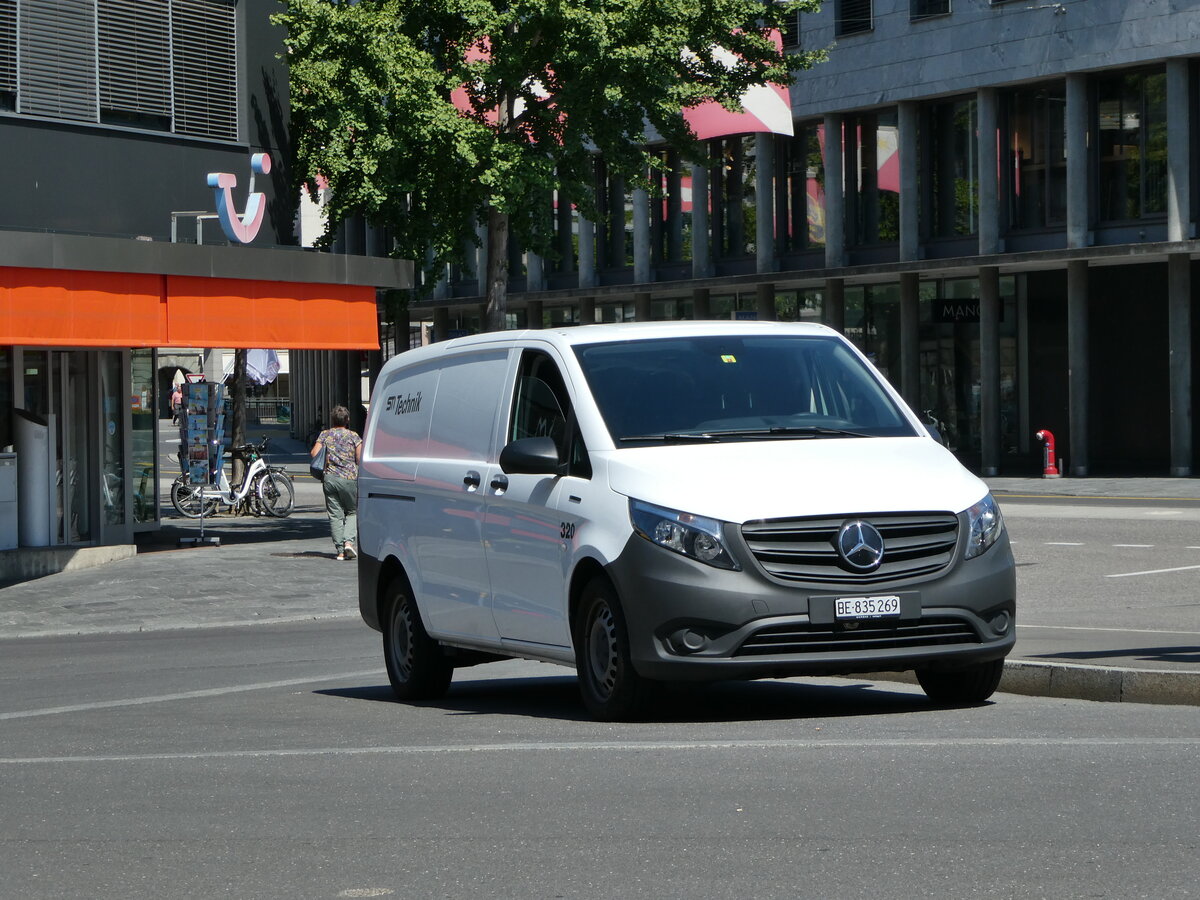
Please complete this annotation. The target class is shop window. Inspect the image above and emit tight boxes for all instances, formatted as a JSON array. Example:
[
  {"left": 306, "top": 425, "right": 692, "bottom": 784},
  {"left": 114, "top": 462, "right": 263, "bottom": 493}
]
[
  {"left": 846, "top": 109, "right": 899, "bottom": 246},
  {"left": 1003, "top": 82, "right": 1066, "bottom": 230},
  {"left": 924, "top": 97, "right": 978, "bottom": 238},
  {"left": 836, "top": 0, "right": 872, "bottom": 36},
  {"left": 1097, "top": 69, "right": 1167, "bottom": 222},
  {"left": 2, "top": 0, "right": 238, "bottom": 140}
]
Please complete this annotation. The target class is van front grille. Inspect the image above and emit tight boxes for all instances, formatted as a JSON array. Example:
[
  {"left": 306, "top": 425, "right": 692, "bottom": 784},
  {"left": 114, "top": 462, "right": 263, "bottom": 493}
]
[
  {"left": 735, "top": 617, "right": 979, "bottom": 656},
  {"left": 741, "top": 512, "right": 959, "bottom": 585}
]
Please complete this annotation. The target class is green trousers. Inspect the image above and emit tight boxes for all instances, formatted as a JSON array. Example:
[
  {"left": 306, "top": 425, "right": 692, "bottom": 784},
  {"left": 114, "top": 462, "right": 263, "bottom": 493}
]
[{"left": 322, "top": 474, "right": 358, "bottom": 552}]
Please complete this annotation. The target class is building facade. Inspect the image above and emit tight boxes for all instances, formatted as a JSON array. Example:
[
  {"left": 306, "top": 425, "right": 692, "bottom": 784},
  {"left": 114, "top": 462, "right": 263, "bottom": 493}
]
[
  {"left": 411, "top": 0, "right": 1200, "bottom": 477},
  {"left": 1, "top": 0, "right": 407, "bottom": 567}
]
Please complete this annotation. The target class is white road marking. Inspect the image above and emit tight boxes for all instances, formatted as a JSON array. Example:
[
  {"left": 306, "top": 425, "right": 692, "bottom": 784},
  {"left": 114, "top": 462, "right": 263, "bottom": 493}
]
[
  {"left": 0, "top": 669, "right": 381, "bottom": 721},
  {"left": 1112, "top": 544, "right": 1154, "bottom": 548},
  {"left": 1106, "top": 564, "right": 1200, "bottom": 579},
  {"left": 1046, "top": 541, "right": 1085, "bottom": 546},
  {"left": 3, "top": 737, "right": 1200, "bottom": 766},
  {"left": 1018, "top": 624, "right": 1200, "bottom": 636}
]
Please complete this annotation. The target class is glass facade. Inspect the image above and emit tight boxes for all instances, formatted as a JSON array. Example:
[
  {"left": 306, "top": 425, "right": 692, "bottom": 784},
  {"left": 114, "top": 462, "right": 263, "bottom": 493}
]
[
  {"left": 1004, "top": 82, "right": 1067, "bottom": 230},
  {"left": 1097, "top": 68, "right": 1168, "bottom": 222},
  {"left": 778, "top": 123, "right": 827, "bottom": 253},
  {"left": 925, "top": 97, "right": 978, "bottom": 238},
  {"left": 847, "top": 109, "right": 900, "bottom": 246}
]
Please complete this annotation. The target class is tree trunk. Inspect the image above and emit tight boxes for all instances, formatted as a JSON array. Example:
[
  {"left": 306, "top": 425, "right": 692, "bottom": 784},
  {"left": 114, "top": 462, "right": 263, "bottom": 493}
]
[{"left": 485, "top": 204, "right": 510, "bottom": 332}]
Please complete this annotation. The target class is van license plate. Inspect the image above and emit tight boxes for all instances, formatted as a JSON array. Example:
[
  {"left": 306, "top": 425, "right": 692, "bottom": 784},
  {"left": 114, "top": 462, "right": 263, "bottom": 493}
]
[{"left": 835, "top": 595, "right": 901, "bottom": 619}]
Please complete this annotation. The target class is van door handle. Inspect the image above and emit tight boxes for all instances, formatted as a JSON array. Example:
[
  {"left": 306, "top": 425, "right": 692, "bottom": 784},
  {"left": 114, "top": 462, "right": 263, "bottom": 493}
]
[
  {"left": 490, "top": 474, "right": 509, "bottom": 493},
  {"left": 463, "top": 470, "right": 481, "bottom": 491}
]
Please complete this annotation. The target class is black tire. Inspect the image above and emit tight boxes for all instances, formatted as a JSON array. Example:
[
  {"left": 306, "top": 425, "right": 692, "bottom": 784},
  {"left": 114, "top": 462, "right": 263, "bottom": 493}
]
[
  {"left": 256, "top": 471, "right": 294, "bottom": 517},
  {"left": 574, "top": 577, "right": 653, "bottom": 721},
  {"left": 916, "top": 658, "right": 1006, "bottom": 704},
  {"left": 170, "top": 477, "right": 217, "bottom": 519},
  {"left": 382, "top": 578, "right": 452, "bottom": 701}
]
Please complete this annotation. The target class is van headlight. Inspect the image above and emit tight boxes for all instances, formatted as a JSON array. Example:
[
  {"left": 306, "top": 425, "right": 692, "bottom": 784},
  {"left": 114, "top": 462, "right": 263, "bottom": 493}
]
[
  {"left": 629, "top": 499, "right": 739, "bottom": 570},
  {"left": 964, "top": 493, "right": 1004, "bottom": 560}
]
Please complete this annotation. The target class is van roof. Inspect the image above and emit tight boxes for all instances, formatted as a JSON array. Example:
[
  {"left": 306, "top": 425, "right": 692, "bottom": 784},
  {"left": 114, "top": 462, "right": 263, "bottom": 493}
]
[{"left": 438, "top": 319, "right": 839, "bottom": 351}]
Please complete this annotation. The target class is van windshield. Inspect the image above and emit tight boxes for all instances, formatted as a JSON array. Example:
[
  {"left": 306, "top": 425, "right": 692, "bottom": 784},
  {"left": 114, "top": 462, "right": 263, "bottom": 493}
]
[{"left": 572, "top": 335, "right": 918, "bottom": 445}]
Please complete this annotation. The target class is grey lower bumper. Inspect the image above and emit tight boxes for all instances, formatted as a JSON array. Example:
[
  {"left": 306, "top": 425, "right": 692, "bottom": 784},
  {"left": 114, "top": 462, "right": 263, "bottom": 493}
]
[{"left": 605, "top": 530, "right": 1016, "bottom": 682}]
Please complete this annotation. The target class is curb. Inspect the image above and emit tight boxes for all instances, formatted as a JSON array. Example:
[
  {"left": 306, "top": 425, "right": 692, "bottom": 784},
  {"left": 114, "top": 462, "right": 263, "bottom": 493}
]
[{"left": 861, "top": 660, "right": 1200, "bottom": 707}]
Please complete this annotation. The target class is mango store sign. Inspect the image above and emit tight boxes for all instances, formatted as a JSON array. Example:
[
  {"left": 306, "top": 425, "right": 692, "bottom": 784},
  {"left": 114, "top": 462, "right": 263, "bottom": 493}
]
[{"left": 207, "top": 153, "right": 271, "bottom": 244}]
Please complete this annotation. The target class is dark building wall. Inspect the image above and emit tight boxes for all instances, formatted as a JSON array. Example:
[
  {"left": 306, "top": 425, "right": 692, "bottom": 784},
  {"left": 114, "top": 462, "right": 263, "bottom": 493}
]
[
  {"left": 0, "top": 0, "right": 295, "bottom": 247},
  {"left": 1026, "top": 271, "right": 1069, "bottom": 469}
]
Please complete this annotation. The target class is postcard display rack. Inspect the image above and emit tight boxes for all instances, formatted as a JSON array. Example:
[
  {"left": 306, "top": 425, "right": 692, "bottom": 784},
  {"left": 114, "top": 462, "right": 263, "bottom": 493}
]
[{"left": 179, "top": 382, "right": 225, "bottom": 547}]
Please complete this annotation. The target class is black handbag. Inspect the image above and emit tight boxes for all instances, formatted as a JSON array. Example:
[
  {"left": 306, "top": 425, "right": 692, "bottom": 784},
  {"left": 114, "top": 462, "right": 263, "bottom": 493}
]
[{"left": 310, "top": 440, "right": 327, "bottom": 482}]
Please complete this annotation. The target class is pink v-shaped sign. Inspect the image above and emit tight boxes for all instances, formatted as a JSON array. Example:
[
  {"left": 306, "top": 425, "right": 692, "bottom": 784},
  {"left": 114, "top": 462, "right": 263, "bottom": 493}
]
[{"left": 208, "top": 153, "right": 272, "bottom": 244}]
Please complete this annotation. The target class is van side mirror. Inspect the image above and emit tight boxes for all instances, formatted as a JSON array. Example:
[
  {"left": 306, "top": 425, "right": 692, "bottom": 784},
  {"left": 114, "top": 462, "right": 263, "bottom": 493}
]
[{"left": 499, "top": 436, "right": 562, "bottom": 476}]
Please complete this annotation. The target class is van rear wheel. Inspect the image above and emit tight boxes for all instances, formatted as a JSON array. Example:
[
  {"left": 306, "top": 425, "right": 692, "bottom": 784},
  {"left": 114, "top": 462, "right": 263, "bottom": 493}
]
[
  {"left": 916, "top": 658, "right": 1005, "bottom": 704},
  {"left": 382, "top": 578, "right": 452, "bottom": 701},
  {"left": 574, "top": 577, "right": 652, "bottom": 721}
]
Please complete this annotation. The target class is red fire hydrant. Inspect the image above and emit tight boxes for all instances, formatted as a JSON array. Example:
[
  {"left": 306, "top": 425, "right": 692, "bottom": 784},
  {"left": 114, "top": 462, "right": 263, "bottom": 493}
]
[{"left": 1034, "top": 429, "right": 1060, "bottom": 478}]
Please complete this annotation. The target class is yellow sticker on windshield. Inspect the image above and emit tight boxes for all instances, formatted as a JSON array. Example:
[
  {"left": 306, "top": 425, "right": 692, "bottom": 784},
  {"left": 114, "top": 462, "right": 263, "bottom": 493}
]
[{"left": 720, "top": 354, "right": 737, "bottom": 363}]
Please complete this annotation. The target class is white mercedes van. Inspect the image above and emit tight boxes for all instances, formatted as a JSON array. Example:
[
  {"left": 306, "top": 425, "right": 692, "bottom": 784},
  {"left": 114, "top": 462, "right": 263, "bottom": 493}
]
[{"left": 357, "top": 322, "right": 1015, "bottom": 720}]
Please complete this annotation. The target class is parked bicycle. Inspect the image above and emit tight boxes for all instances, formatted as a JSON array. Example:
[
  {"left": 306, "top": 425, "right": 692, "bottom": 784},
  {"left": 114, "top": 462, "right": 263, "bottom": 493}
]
[{"left": 170, "top": 436, "right": 295, "bottom": 519}]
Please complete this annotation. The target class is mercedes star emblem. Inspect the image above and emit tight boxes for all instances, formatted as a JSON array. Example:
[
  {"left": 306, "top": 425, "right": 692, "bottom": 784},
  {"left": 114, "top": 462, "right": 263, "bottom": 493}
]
[{"left": 837, "top": 520, "right": 885, "bottom": 571}]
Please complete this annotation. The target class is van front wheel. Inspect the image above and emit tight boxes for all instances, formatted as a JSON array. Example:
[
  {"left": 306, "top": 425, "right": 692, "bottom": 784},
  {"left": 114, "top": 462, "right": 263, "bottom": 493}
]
[
  {"left": 574, "top": 578, "right": 652, "bottom": 721},
  {"left": 915, "top": 658, "right": 1005, "bottom": 704},
  {"left": 382, "top": 578, "right": 452, "bottom": 701}
]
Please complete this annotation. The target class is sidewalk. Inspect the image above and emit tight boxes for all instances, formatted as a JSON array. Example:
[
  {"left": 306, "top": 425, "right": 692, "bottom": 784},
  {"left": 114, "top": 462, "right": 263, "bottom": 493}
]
[{"left": 0, "top": 473, "right": 1196, "bottom": 707}]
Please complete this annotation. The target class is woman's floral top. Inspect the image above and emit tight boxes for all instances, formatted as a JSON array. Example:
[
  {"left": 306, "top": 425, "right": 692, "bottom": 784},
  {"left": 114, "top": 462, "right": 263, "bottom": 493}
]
[{"left": 317, "top": 427, "right": 362, "bottom": 479}]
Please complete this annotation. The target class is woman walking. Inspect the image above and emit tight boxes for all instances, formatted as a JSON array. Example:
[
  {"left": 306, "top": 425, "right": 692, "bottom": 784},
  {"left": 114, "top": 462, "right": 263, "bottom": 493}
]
[{"left": 311, "top": 405, "right": 363, "bottom": 560}]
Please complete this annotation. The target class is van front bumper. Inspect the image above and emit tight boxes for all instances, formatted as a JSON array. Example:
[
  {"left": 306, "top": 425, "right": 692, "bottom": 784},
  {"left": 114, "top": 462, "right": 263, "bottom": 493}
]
[{"left": 605, "top": 530, "right": 1016, "bottom": 682}]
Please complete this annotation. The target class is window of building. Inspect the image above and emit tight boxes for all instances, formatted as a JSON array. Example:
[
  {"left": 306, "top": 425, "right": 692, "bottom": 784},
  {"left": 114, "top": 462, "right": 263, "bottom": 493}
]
[
  {"left": 1097, "top": 68, "right": 1167, "bottom": 223},
  {"left": 709, "top": 136, "right": 757, "bottom": 260},
  {"left": 836, "top": 0, "right": 872, "bottom": 36},
  {"left": 923, "top": 97, "right": 978, "bottom": 238},
  {"left": 1003, "top": 82, "right": 1066, "bottom": 230},
  {"left": 780, "top": 3, "right": 802, "bottom": 48},
  {"left": 649, "top": 149, "right": 691, "bottom": 267},
  {"left": 1, "top": 0, "right": 238, "bottom": 141},
  {"left": 911, "top": 0, "right": 950, "bottom": 19},
  {"left": 846, "top": 109, "right": 900, "bottom": 246},
  {"left": 778, "top": 123, "right": 827, "bottom": 253}
]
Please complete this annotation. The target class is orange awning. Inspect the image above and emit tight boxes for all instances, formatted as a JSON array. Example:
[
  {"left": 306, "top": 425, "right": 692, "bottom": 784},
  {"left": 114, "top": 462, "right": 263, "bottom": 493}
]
[{"left": 1, "top": 267, "right": 379, "bottom": 349}]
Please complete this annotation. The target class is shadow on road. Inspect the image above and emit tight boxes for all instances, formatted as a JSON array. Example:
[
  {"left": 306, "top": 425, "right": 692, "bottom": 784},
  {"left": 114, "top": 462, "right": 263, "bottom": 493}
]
[
  {"left": 137, "top": 511, "right": 331, "bottom": 551},
  {"left": 317, "top": 674, "right": 970, "bottom": 723},
  {"left": 1032, "top": 645, "right": 1200, "bottom": 665}
]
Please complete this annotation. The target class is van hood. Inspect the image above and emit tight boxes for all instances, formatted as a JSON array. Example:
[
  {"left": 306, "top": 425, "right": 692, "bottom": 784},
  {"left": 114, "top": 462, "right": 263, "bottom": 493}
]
[{"left": 602, "top": 437, "right": 988, "bottom": 523}]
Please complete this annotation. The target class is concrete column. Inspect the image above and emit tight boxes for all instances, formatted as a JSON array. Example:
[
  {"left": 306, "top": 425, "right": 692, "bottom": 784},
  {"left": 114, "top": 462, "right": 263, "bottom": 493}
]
[
  {"left": 579, "top": 295, "right": 596, "bottom": 325},
  {"left": 756, "top": 133, "right": 776, "bottom": 273},
  {"left": 632, "top": 185, "right": 651, "bottom": 284},
  {"left": 691, "top": 163, "right": 712, "bottom": 278},
  {"left": 824, "top": 114, "right": 846, "bottom": 268},
  {"left": 756, "top": 283, "right": 776, "bottom": 321},
  {"left": 1167, "top": 59, "right": 1192, "bottom": 243},
  {"left": 692, "top": 287, "right": 711, "bottom": 320},
  {"left": 898, "top": 101, "right": 919, "bottom": 262},
  {"left": 433, "top": 306, "right": 450, "bottom": 343},
  {"left": 634, "top": 292, "right": 652, "bottom": 321},
  {"left": 900, "top": 273, "right": 920, "bottom": 409},
  {"left": 978, "top": 88, "right": 1000, "bottom": 256},
  {"left": 557, "top": 193, "right": 575, "bottom": 274},
  {"left": 1168, "top": 253, "right": 1192, "bottom": 475},
  {"left": 1066, "top": 74, "right": 1089, "bottom": 250},
  {"left": 1067, "top": 259, "right": 1089, "bottom": 475},
  {"left": 824, "top": 278, "right": 845, "bottom": 333},
  {"left": 476, "top": 221, "right": 489, "bottom": 295},
  {"left": 526, "top": 299, "right": 544, "bottom": 329},
  {"left": 526, "top": 251, "right": 545, "bottom": 293},
  {"left": 979, "top": 266, "right": 1001, "bottom": 476},
  {"left": 578, "top": 216, "right": 596, "bottom": 288}
]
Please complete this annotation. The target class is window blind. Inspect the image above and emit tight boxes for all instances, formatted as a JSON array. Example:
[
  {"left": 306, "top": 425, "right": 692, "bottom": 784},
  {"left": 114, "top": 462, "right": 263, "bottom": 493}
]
[
  {"left": 171, "top": 0, "right": 237, "bottom": 140},
  {"left": 18, "top": 0, "right": 98, "bottom": 120}
]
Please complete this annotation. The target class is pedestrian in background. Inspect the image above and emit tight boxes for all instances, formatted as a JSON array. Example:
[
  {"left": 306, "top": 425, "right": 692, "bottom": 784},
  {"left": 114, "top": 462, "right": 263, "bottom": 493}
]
[
  {"left": 311, "top": 405, "right": 363, "bottom": 560},
  {"left": 171, "top": 384, "right": 183, "bottom": 425}
]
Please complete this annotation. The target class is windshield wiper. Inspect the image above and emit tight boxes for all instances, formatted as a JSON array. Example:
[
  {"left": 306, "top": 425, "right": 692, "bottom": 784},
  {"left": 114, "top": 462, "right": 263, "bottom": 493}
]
[
  {"left": 619, "top": 432, "right": 722, "bottom": 443},
  {"left": 703, "top": 426, "right": 874, "bottom": 439}
]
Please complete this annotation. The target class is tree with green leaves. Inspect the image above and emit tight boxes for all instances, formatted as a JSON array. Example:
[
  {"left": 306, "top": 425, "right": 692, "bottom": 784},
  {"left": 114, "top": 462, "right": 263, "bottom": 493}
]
[{"left": 276, "top": 0, "right": 823, "bottom": 332}]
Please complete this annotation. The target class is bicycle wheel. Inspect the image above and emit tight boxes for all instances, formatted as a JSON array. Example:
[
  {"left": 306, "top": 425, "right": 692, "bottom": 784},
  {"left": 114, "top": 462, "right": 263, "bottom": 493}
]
[
  {"left": 256, "top": 470, "right": 295, "bottom": 517},
  {"left": 170, "top": 478, "right": 218, "bottom": 519}
]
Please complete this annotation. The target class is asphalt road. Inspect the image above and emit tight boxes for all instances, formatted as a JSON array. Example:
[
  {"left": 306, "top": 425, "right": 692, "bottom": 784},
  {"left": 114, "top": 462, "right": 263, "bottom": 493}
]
[
  {"left": 998, "top": 496, "right": 1200, "bottom": 671},
  {"left": 2, "top": 618, "right": 1199, "bottom": 899}
]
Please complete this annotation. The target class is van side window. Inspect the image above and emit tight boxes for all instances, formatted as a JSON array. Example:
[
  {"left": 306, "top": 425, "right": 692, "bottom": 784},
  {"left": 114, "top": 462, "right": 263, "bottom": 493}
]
[{"left": 510, "top": 351, "right": 591, "bottom": 479}]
